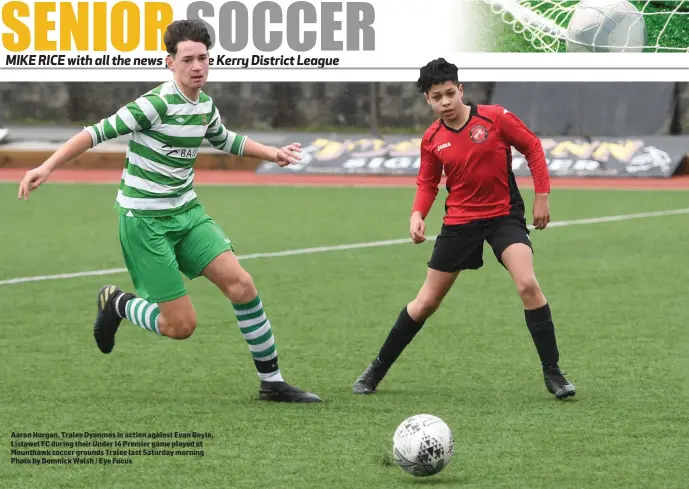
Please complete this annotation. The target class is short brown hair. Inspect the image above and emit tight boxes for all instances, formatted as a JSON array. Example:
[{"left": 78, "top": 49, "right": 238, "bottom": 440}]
[{"left": 164, "top": 19, "right": 212, "bottom": 56}]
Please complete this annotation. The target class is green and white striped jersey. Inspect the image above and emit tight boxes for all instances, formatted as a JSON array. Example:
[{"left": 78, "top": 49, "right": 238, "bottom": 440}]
[{"left": 84, "top": 80, "right": 246, "bottom": 217}]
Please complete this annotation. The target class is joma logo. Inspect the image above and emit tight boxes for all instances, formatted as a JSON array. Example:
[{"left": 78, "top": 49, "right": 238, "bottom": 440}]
[{"left": 436, "top": 142, "right": 451, "bottom": 152}]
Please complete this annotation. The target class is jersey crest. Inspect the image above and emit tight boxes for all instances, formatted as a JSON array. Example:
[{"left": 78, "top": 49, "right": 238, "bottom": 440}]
[{"left": 470, "top": 125, "right": 488, "bottom": 144}]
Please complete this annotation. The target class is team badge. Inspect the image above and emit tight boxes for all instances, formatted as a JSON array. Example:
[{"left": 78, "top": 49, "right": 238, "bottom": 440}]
[
  {"left": 470, "top": 125, "right": 488, "bottom": 144},
  {"left": 202, "top": 114, "right": 207, "bottom": 125}
]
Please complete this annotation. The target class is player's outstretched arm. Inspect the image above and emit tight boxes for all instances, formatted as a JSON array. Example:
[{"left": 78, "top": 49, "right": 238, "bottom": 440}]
[
  {"left": 243, "top": 138, "right": 302, "bottom": 168},
  {"left": 17, "top": 130, "right": 93, "bottom": 200},
  {"left": 205, "top": 106, "right": 301, "bottom": 168},
  {"left": 18, "top": 94, "right": 163, "bottom": 201}
]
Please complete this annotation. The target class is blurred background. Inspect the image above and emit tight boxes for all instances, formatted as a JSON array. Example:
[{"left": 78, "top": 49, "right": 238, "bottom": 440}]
[
  {"left": 0, "top": 82, "right": 688, "bottom": 179},
  {"left": 1, "top": 81, "right": 689, "bottom": 134}
]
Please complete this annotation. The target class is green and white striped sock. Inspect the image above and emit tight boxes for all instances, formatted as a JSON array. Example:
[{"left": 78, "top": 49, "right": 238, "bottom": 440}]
[
  {"left": 122, "top": 297, "right": 161, "bottom": 335},
  {"left": 233, "top": 295, "right": 283, "bottom": 382}
]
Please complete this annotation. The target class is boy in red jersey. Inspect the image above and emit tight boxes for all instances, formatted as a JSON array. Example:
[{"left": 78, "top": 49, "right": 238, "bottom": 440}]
[{"left": 352, "top": 59, "right": 575, "bottom": 400}]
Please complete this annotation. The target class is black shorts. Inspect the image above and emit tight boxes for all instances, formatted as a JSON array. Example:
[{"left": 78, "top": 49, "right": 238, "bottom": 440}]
[{"left": 428, "top": 214, "right": 532, "bottom": 272}]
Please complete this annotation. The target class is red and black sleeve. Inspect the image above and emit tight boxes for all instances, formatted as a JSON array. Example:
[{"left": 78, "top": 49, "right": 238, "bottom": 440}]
[
  {"left": 498, "top": 109, "right": 550, "bottom": 194},
  {"left": 412, "top": 140, "right": 443, "bottom": 218}
]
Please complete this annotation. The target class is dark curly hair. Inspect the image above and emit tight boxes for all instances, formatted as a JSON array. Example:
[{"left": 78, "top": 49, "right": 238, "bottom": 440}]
[
  {"left": 416, "top": 58, "right": 459, "bottom": 94},
  {"left": 164, "top": 19, "right": 212, "bottom": 56}
]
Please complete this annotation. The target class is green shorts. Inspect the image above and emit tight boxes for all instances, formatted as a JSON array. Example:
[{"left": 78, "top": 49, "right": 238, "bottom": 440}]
[{"left": 118, "top": 204, "right": 234, "bottom": 303}]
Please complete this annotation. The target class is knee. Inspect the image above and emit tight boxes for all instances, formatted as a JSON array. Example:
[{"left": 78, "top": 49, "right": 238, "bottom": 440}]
[
  {"left": 224, "top": 271, "right": 257, "bottom": 304},
  {"left": 161, "top": 315, "right": 197, "bottom": 340},
  {"left": 410, "top": 294, "right": 442, "bottom": 320},
  {"left": 515, "top": 276, "right": 541, "bottom": 300}
]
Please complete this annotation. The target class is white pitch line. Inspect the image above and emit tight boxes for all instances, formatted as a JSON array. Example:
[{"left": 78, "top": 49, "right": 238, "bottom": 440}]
[{"left": 1, "top": 208, "right": 688, "bottom": 287}]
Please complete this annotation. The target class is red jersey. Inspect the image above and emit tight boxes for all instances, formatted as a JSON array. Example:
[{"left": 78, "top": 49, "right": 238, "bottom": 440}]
[{"left": 412, "top": 104, "right": 550, "bottom": 225}]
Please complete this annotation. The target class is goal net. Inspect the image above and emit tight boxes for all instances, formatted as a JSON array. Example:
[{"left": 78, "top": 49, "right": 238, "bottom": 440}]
[{"left": 482, "top": 0, "right": 689, "bottom": 52}]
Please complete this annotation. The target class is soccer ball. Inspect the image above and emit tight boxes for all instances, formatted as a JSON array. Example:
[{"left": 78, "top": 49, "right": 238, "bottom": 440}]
[
  {"left": 392, "top": 414, "right": 454, "bottom": 477},
  {"left": 566, "top": 0, "right": 648, "bottom": 52}
]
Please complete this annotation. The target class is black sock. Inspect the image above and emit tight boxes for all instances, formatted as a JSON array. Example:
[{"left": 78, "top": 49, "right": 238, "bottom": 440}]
[
  {"left": 376, "top": 306, "right": 426, "bottom": 370},
  {"left": 524, "top": 303, "right": 560, "bottom": 369},
  {"left": 254, "top": 358, "right": 280, "bottom": 377},
  {"left": 114, "top": 292, "right": 136, "bottom": 318}
]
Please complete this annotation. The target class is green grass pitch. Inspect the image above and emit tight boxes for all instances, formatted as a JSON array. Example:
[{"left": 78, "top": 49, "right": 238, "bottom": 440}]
[
  {"left": 1, "top": 182, "right": 688, "bottom": 489},
  {"left": 474, "top": 0, "right": 689, "bottom": 52}
]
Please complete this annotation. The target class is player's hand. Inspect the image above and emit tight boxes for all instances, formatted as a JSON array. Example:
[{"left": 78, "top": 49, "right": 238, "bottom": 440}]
[
  {"left": 17, "top": 165, "right": 51, "bottom": 201},
  {"left": 410, "top": 213, "right": 426, "bottom": 244},
  {"left": 276, "top": 142, "right": 302, "bottom": 167},
  {"left": 532, "top": 193, "right": 550, "bottom": 230}
]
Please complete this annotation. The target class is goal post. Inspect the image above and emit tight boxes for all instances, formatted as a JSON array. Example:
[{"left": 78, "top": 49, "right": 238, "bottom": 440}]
[{"left": 482, "top": 0, "right": 689, "bottom": 52}]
